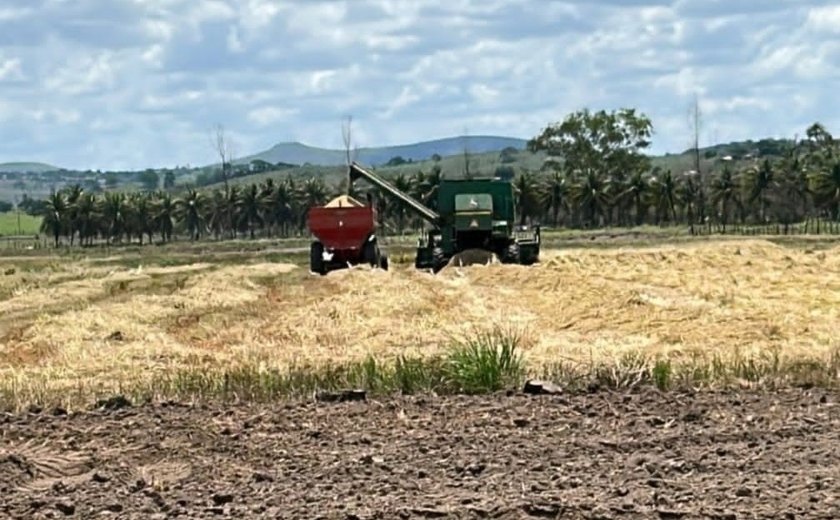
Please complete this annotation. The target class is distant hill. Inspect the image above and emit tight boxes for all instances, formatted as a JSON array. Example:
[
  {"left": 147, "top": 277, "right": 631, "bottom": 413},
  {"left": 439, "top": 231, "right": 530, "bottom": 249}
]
[
  {"left": 0, "top": 162, "right": 62, "bottom": 173},
  {"left": 236, "top": 135, "right": 529, "bottom": 167},
  {"left": 676, "top": 137, "right": 794, "bottom": 160}
]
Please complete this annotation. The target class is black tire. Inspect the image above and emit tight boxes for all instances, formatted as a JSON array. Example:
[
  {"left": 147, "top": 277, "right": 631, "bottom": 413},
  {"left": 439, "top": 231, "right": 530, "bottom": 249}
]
[
  {"left": 520, "top": 247, "right": 539, "bottom": 266},
  {"left": 431, "top": 247, "right": 447, "bottom": 273},
  {"left": 502, "top": 242, "right": 520, "bottom": 264},
  {"left": 361, "top": 237, "right": 380, "bottom": 267},
  {"left": 310, "top": 241, "right": 326, "bottom": 275},
  {"left": 380, "top": 254, "right": 389, "bottom": 271}
]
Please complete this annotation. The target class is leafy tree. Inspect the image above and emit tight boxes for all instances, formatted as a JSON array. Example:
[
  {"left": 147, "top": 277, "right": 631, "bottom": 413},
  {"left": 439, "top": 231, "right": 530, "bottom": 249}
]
[
  {"left": 528, "top": 108, "right": 654, "bottom": 183},
  {"left": 0, "top": 200, "right": 12, "bottom": 212},
  {"left": 140, "top": 170, "right": 160, "bottom": 191},
  {"left": 163, "top": 171, "right": 176, "bottom": 190}
]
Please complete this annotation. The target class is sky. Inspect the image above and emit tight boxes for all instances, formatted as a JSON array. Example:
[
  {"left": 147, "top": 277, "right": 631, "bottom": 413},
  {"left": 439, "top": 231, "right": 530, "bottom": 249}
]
[{"left": 0, "top": 0, "right": 839, "bottom": 171}]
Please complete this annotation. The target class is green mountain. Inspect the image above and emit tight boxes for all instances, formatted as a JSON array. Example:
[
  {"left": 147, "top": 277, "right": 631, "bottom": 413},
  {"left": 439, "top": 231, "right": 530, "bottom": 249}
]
[
  {"left": 235, "top": 136, "right": 528, "bottom": 167},
  {"left": 0, "top": 162, "right": 62, "bottom": 173}
]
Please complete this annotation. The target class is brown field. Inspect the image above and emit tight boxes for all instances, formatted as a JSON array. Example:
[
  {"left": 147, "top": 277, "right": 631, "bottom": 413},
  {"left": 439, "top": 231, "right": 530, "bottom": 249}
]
[
  {"left": 1, "top": 238, "right": 838, "bottom": 407},
  {"left": 3, "top": 237, "right": 840, "bottom": 519},
  {"left": 2, "top": 388, "right": 838, "bottom": 519}
]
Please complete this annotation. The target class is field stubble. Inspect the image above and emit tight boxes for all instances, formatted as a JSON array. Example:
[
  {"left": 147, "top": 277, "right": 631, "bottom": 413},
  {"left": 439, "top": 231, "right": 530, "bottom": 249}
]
[{"left": 0, "top": 238, "right": 839, "bottom": 409}]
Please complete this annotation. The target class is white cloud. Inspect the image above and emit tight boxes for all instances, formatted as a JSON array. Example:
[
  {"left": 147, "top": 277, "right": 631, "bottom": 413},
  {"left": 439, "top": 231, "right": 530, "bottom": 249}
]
[
  {"left": 0, "top": 57, "right": 24, "bottom": 81},
  {"left": 0, "top": 6, "right": 32, "bottom": 22},
  {"left": 45, "top": 52, "right": 117, "bottom": 95},
  {"left": 1, "top": 0, "right": 838, "bottom": 169},
  {"left": 247, "top": 106, "right": 298, "bottom": 127},
  {"left": 806, "top": 5, "right": 840, "bottom": 33}
]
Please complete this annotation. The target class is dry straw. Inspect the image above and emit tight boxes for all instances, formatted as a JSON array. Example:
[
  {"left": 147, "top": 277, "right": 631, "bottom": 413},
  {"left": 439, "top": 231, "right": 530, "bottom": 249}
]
[{"left": 1, "top": 239, "right": 838, "bottom": 400}]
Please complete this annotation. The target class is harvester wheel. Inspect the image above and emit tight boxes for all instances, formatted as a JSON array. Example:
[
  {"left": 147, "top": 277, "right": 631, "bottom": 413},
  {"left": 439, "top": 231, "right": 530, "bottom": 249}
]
[
  {"left": 502, "top": 242, "right": 520, "bottom": 264},
  {"left": 310, "top": 241, "right": 326, "bottom": 275},
  {"left": 380, "top": 254, "right": 389, "bottom": 271},
  {"left": 431, "top": 247, "right": 447, "bottom": 273}
]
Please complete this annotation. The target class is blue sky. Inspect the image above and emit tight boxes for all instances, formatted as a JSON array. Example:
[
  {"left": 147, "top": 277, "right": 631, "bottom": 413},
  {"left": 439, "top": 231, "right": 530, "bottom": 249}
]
[{"left": 0, "top": 0, "right": 838, "bottom": 171}]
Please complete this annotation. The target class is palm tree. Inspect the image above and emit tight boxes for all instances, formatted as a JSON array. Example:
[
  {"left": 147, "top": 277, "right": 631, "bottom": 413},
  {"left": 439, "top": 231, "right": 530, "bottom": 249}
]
[
  {"left": 678, "top": 172, "right": 701, "bottom": 232},
  {"left": 743, "top": 159, "right": 776, "bottom": 222},
  {"left": 71, "top": 192, "right": 98, "bottom": 246},
  {"left": 809, "top": 161, "right": 840, "bottom": 220},
  {"left": 204, "top": 189, "right": 227, "bottom": 240},
  {"left": 541, "top": 170, "right": 569, "bottom": 227},
  {"left": 154, "top": 191, "right": 175, "bottom": 242},
  {"left": 62, "top": 184, "right": 83, "bottom": 245},
  {"left": 40, "top": 190, "right": 68, "bottom": 246},
  {"left": 649, "top": 168, "right": 678, "bottom": 225},
  {"left": 177, "top": 189, "right": 205, "bottom": 240},
  {"left": 711, "top": 166, "right": 737, "bottom": 230},
  {"left": 298, "top": 178, "right": 329, "bottom": 231},
  {"left": 621, "top": 170, "right": 650, "bottom": 226},
  {"left": 129, "top": 192, "right": 154, "bottom": 244},
  {"left": 101, "top": 192, "right": 127, "bottom": 243},
  {"left": 237, "top": 183, "right": 264, "bottom": 238},
  {"left": 266, "top": 178, "right": 294, "bottom": 237},
  {"left": 514, "top": 171, "right": 541, "bottom": 225},
  {"left": 572, "top": 170, "right": 610, "bottom": 228}
]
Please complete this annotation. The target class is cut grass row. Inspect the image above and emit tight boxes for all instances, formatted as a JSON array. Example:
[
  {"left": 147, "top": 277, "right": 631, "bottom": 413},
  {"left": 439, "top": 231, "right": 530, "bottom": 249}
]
[{"left": 2, "top": 327, "right": 837, "bottom": 413}]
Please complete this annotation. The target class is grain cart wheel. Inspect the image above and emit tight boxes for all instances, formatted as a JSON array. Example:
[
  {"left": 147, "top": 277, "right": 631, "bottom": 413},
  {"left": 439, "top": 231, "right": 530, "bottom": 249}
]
[
  {"left": 362, "top": 237, "right": 380, "bottom": 268},
  {"left": 310, "top": 241, "right": 326, "bottom": 275},
  {"left": 379, "top": 254, "right": 389, "bottom": 271}
]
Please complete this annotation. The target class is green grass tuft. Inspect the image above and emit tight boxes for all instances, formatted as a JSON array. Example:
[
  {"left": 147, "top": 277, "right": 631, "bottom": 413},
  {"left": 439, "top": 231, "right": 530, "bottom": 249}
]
[{"left": 442, "top": 326, "right": 526, "bottom": 394}]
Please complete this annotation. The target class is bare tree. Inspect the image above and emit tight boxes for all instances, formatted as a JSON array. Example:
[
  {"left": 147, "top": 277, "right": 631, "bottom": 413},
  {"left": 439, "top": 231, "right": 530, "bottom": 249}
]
[
  {"left": 688, "top": 94, "right": 707, "bottom": 225},
  {"left": 213, "top": 124, "right": 235, "bottom": 195},
  {"left": 462, "top": 127, "right": 471, "bottom": 179},
  {"left": 342, "top": 115, "right": 354, "bottom": 167},
  {"left": 212, "top": 124, "right": 236, "bottom": 237},
  {"left": 690, "top": 94, "right": 702, "bottom": 180},
  {"left": 342, "top": 115, "right": 361, "bottom": 197}
]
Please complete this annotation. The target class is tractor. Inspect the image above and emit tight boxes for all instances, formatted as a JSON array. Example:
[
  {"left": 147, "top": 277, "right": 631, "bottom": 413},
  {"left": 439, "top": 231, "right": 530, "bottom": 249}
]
[{"left": 348, "top": 162, "right": 540, "bottom": 272}]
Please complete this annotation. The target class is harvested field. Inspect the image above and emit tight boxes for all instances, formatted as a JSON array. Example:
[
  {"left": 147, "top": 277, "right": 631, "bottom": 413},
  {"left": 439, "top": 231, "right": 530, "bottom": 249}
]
[
  {"left": 0, "top": 238, "right": 839, "bottom": 406},
  {"left": 1, "top": 388, "right": 838, "bottom": 518}
]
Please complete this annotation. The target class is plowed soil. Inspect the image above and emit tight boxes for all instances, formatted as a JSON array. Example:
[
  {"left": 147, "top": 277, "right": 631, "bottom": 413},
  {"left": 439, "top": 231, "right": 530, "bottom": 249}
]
[{"left": 1, "top": 388, "right": 838, "bottom": 519}]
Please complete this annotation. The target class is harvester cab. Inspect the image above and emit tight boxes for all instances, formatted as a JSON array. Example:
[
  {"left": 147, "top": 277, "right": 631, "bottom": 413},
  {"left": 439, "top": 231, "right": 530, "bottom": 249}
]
[{"left": 348, "top": 162, "right": 540, "bottom": 273}]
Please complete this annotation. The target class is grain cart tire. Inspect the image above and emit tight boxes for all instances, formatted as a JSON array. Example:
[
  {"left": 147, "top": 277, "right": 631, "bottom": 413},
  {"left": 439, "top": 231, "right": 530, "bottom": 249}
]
[
  {"left": 380, "top": 254, "right": 389, "bottom": 271},
  {"left": 310, "top": 241, "right": 326, "bottom": 275},
  {"left": 362, "top": 237, "right": 380, "bottom": 268}
]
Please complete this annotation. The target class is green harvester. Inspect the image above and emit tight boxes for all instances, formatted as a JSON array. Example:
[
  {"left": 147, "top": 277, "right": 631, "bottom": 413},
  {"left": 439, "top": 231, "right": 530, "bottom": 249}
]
[{"left": 348, "top": 162, "right": 540, "bottom": 272}]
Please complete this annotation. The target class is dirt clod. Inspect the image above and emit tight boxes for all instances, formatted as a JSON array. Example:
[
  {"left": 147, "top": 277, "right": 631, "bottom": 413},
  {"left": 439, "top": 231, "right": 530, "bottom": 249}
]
[
  {"left": 55, "top": 501, "right": 75, "bottom": 516},
  {"left": 211, "top": 492, "right": 234, "bottom": 505},
  {"left": 513, "top": 418, "right": 529, "bottom": 427},
  {"left": 522, "top": 380, "right": 563, "bottom": 395},
  {"left": 315, "top": 389, "right": 366, "bottom": 403},
  {"left": 94, "top": 395, "right": 132, "bottom": 410}
]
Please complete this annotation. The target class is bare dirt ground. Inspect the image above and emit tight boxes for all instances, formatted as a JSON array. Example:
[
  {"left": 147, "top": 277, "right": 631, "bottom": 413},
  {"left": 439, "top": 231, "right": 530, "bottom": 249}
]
[{"left": 2, "top": 388, "right": 838, "bottom": 519}]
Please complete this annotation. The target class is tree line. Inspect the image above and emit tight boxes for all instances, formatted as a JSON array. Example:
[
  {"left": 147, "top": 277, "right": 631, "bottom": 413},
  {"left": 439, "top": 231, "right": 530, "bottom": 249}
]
[{"left": 28, "top": 110, "right": 840, "bottom": 247}]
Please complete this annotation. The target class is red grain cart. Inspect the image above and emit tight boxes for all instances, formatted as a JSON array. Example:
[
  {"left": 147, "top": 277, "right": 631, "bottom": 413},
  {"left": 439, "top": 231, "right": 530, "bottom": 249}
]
[{"left": 306, "top": 195, "right": 389, "bottom": 275}]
